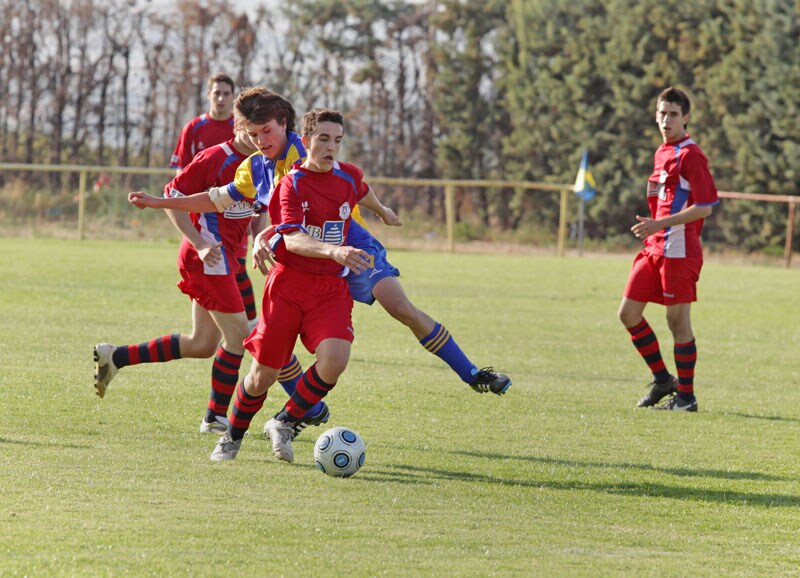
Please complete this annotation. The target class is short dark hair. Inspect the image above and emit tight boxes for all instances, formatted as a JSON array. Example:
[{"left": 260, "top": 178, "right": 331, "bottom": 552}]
[
  {"left": 234, "top": 87, "right": 296, "bottom": 134},
  {"left": 657, "top": 87, "right": 691, "bottom": 117},
  {"left": 207, "top": 74, "right": 235, "bottom": 93},
  {"left": 302, "top": 108, "right": 344, "bottom": 138}
]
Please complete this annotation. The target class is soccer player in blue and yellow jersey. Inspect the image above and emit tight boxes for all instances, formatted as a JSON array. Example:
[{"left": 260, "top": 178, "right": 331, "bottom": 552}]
[{"left": 619, "top": 87, "right": 719, "bottom": 412}]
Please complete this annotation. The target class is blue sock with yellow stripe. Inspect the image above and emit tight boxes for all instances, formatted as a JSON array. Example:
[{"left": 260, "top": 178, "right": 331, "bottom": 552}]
[{"left": 419, "top": 322, "right": 477, "bottom": 384}]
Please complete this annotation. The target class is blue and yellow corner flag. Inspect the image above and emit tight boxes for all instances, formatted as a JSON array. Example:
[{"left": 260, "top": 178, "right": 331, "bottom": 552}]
[{"left": 573, "top": 149, "right": 597, "bottom": 201}]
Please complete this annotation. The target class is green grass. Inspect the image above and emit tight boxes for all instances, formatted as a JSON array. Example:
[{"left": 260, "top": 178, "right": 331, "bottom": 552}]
[{"left": 1, "top": 236, "right": 799, "bottom": 576}]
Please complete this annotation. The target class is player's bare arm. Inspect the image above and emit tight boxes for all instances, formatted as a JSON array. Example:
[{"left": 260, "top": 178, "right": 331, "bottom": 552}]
[
  {"left": 632, "top": 204, "right": 713, "bottom": 239},
  {"left": 252, "top": 225, "right": 277, "bottom": 275},
  {"left": 358, "top": 186, "right": 402, "bottom": 227},
  {"left": 283, "top": 230, "right": 371, "bottom": 273},
  {"left": 128, "top": 190, "right": 221, "bottom": 213}
]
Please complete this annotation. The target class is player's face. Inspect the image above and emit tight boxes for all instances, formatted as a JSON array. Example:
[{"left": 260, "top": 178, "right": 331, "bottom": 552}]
[
  {"left": 302, "top": 121, "right": 343, "bottom": 172},
  {"left": 656, "top": 101, "right": 688, "bottom": 144},
  {"left": 244, "top": 118, "right": 288, "bottom": 161},
  {"left": 207, "top": 82, "right": 234, "bottom": 119}
]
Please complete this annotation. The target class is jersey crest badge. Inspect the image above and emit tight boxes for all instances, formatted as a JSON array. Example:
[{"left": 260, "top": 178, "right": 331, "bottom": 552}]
[{"left": 339, "top": 203, "right": 351, "bottom": 220}]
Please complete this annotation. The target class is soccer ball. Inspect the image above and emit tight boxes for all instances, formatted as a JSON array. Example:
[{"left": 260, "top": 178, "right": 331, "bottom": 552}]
[{"left": 314, "top": 426, "right": 366, "bottom": 477}]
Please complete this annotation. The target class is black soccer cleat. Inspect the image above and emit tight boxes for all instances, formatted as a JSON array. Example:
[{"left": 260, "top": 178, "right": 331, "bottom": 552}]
[
  {"left": 654, "top": 395, "right": 698, "bottom": 412},
  {"left": 469, "top": 367, "right": 512, "bottom": 395},
  {"left": 636, "top": 375, "right": 678, "bottom": 408}
]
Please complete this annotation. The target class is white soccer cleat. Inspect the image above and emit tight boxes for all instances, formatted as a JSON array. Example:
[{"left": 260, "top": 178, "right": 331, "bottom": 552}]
[
  {"left": 210, "top": 432, "right": 242, "bottom": 461},
  {"left": 93, "top": 343, "right": 119, "bottom": 399},
  {"left": 200, "top": 415, "right": 230, "bottom": 435},
  {"left": 264, "top": 418, "right": 295, "bottom": 462}
]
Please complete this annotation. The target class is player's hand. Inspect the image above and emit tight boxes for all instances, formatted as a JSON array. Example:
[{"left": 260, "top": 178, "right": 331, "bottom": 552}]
[
  {"left": 252, "top": 226, "right": 277, "bottom": 276},
  {"left": 379, "top": 207, "right": 402, "bottom": 227},
  {"left": 128, "top": 191, "right": 160, "bottom": 209},
  {"left": 631, "top": 215, "right": 660, "bottom": 239},
  {"left": 334, "top": 246, "right": 372, "bottom": 274},
  {"left": 197, "top": 241, "right": 222, "bottom": 266}
]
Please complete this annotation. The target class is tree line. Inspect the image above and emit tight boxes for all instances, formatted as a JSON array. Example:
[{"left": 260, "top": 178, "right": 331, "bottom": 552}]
[{"left": 0, "top": 0, "right": 797, "bottom": 252}]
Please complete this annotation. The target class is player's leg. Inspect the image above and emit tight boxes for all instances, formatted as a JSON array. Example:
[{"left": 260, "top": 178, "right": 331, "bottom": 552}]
[
  {"left": 267, "top": 353, "right": 330, "bottom": 440},
  {"left": 658, "top": 302, "right": 698, "bottom": 410},
  {"left": 93, "top": 300, "right": 220, "bottom": 399},
  {"left": 212, "top": 270, "right": 301, "bottom": 461},
  {"left": 267, "top": 337, "right": 352, "bottom": 463},
  {"left": 653, "top": 256, "right": 701, "bottom": 411},
  {"left": 200, "top": 308, "right": 250, "bottom": 434},
  {"left": 265, "top": 277, "right": 354, "bottom": 462},
  {"left": 620, "top": 253, "right": 676, "bottom": 407},
  {"left": 235, "top": 255, "right": 258, "bottom": 330},
  {"left": 211, "top": 359, "right": 279, "bottom": 461},
  {"left": 371, "top": 276, "right": 511, "bottom": 395}
]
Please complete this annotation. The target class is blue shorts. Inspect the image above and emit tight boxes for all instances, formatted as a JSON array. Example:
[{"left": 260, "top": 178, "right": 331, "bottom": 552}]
[{"left": 346, "top": 221, "right": 400, "bottom": 305}]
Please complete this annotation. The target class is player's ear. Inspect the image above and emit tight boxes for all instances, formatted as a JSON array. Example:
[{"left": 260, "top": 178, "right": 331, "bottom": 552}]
[{"left": 301, "top": 134, "right": 310, "bottom": 148}]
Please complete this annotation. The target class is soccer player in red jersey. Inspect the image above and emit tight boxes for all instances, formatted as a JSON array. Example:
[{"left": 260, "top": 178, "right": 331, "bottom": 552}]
[
  {"left": 169, "top": 74, "right": 258, "bottom": 327},
  {"left": 94, "top": 125, "right": 259, "bottom": 435},
  {"left": 618, "top": 87, "right": 719, "bottom": 412},
  {"left": 170, "top": 74, "right": 236, "bottom": 171}
]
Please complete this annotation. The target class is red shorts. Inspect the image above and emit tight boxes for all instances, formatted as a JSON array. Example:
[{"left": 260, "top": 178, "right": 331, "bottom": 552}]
[
  {"left": 245, "top": 263, "right": 355, "bottom": 369},
  {"left": 177, "top": 267, "right": 245, "bottom": 314},
  {"left": 624, "top": 251, "right": 702, "bottom": 305}
]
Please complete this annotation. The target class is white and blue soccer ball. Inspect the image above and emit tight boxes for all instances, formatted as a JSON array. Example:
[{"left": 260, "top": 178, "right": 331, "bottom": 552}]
[{"left": 314, "top": 426, "right": 366, "bottom": 478}]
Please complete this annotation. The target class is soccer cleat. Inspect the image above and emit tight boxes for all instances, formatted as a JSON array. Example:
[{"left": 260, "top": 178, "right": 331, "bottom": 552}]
[
  {"left": 210, "top": 432, "right": 243, "bottom": 461},
  {"left": 93, "top": 343, "right": 119, "bottom": 399},
  {"left": 636, "top": 375, "right": 678, "bottom": 407},
  {"left": 654, "top": 395, "right": 698, "bottom": 412},
  {"left": 266, "top": 402, "right": 331, "bottom": 441},
  {"left": 200, "top": 415, "right": 230, "bottom": 435},
  {"left": 469, "top": 367, "right": 512, "bottom": 395},
  {"left": 264, "top": 418, "right": 295, "bottom": 462}
]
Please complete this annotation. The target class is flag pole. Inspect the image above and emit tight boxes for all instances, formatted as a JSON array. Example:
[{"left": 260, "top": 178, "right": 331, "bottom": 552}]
[{"left": 578, "top": 195, "right": 585, "bottom": 256}]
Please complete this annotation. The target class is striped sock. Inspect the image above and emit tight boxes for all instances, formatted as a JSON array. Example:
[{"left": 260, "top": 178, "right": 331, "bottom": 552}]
[
  {"left": 419, "top": 322, "right": 477, "bottom": 383},
  {"left": 285, "top": 364, "right": 334, "bottom": 420},
  {"left": 626, "top": 319, "right": 671, "bottom": 384},
  {"left": 674, "top": 339, "right": 697, "bottom": 399},
  {"left": 229, "top": 381, "right": 267, "bottom": 440},
  {"left": 111, "top": 334, "right": 181, "bottom": 368},
  {"left": 236, "top": 259, "right": 257, "bottom": 323},
  {"left": 205, "top": 346, "right": 243, "bottom": 421},
  {"left": 277, "top": 355, "right": 326, "bottom": 419}
]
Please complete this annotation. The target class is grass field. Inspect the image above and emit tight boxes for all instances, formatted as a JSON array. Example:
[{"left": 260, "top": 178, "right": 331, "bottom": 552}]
[{"left": 1, "top": 236, "right": 799, "bottom": 576}]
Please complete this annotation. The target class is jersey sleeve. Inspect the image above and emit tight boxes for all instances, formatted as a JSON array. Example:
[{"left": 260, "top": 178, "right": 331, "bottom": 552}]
[
  {"left": 682, "top": 149, "right": 719, "bottom": 206},
  {"left": 165, "top": 149, "right": 209, "bottom": 197},
  {"left": 272, "top": 175, "right": 306, "bottom": 235},
  {"left": 225, "top": 155, "right": 259, "bottom": 202},
  {"left": 170, "top": 122, "right": 194, "bottom": 169}
]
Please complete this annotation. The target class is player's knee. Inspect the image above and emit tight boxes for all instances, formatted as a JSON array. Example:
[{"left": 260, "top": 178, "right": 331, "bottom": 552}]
[{"left": 182, "top": 335, "right": 219, "bottom": 358}]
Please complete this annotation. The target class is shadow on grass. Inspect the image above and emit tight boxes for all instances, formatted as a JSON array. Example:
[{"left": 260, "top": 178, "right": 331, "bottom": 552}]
[
  {"left": 446, "top": 449, "right": 788, "bottom": 482},
  {"left": 721, "top": 412, "right": 800, "bottom": 423},
  {"left": 361, "top": 464, "right": 800, "bottom": 508}
]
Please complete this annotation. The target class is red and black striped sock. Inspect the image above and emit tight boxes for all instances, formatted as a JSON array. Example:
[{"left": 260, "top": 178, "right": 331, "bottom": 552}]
[
  {"left": 205, "top": 346, "right": 243, "bottom": 421},
  {"left": 229, "top": 380, "right": 267, "bottom": 440},
  {"left": 284, "top": 363, "right": 335, "bottom": 420},
  {"left": 236, "top": 259, "right": 257, "bottom": 323},
  {"left": 112, "top": 334, "right": 181, "bottom": 368},
  {"left": 674, "top": 339, "right": 697, "bottom": 398},
  {"left": 626, "top": 319, "right": 671, "bottom": 384}
]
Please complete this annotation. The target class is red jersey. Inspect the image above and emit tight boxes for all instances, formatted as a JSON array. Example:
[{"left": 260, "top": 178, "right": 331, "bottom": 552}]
[
  {"left": 269, "top": 161, "right": 369, "bottom": 276},
  {"left": 164, "top": 140, "right": 252, "bottom": 275},
  {"left": 644, "top": 136, "right": 719, "bottom": 258},
  {"left": 170, "top": 114, "right": 235, "bottom": 169}
]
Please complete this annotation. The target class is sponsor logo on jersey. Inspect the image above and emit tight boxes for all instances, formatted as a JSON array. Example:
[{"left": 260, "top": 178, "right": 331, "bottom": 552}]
[{"left": 224, "top": 200, "right": 254, "bottom": 219}]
